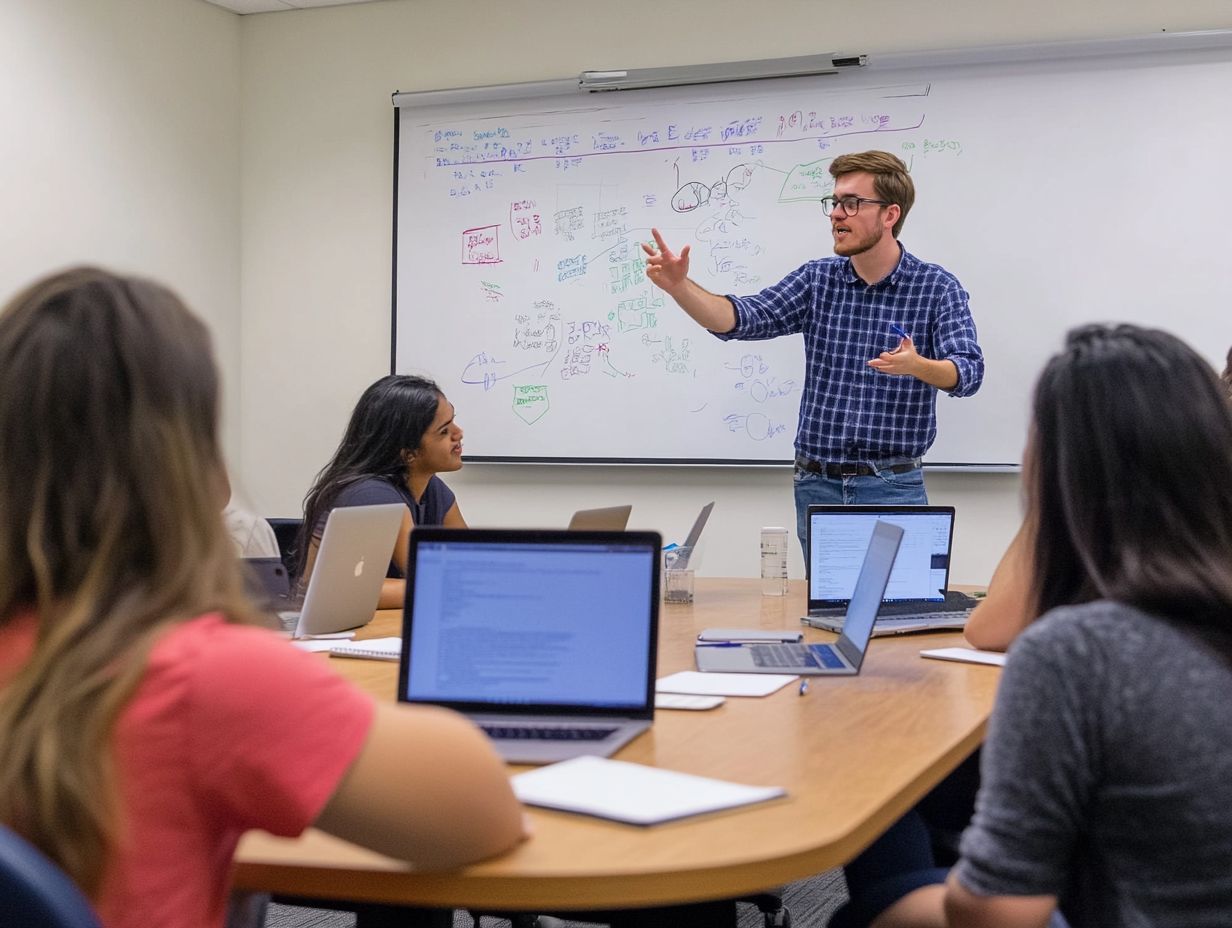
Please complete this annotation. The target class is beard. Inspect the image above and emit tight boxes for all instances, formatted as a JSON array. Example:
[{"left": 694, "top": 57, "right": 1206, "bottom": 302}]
[{"left": 832, "top": 221, "right": 884, "bottom": 257}]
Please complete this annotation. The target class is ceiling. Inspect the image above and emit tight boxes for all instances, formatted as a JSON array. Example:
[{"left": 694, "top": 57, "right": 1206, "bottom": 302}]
[{"left": 201, "top": 0, "right": 381, "bottom": 13}]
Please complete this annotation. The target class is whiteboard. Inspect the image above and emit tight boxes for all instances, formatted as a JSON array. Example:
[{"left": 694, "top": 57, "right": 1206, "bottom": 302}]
[{"left": 394, "top": 43, "right": 1232, "bottom": 465}]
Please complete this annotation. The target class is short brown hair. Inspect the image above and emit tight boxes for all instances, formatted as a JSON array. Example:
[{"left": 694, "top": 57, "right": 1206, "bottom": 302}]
[{"left": 829, "top": 150, "right": 914, "bottom": 237}]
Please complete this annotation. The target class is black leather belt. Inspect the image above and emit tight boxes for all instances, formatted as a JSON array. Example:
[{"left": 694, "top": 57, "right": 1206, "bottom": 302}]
[{"left": 795, "top": 458, "right": 920, "bottom": 478}]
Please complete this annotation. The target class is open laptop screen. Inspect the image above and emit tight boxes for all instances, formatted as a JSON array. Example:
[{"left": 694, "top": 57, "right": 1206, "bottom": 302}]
[
  {"left": 401, "top": 531, "right": 658, "bottom": 713},
  {"left": 808, "top": 506, "right": 955, "bottom": 607}
]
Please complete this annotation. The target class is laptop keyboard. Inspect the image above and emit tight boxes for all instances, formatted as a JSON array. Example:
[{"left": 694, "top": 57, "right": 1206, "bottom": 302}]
[
  {"left": 480, "top": 724, "right": 619, "bottom": 741},
  {"left": 751, "top": 643, "right": 844, "bottom": 669},
  {"left": 879, "top": 590, "right": 979, "bottom": 618},
  {"left": 877, "top": 610, "right": 972, "bottom": 625}
]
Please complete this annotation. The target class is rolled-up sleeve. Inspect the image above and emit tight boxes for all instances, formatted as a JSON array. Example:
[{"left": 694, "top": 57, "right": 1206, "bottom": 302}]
[
  {"left": 935, "top": 282, "right": 983, "bottom": 397},
  {"left": 718, "top": 263, "right": 816, "bottom": 341}
]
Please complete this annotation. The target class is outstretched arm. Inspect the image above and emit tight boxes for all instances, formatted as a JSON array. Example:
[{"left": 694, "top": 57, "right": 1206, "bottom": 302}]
[{"left": 642, "top": 228, "right": 736, "bottom": 333}]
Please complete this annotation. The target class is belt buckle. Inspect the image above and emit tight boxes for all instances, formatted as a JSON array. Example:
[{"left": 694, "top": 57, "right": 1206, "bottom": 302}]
[{"left": 838, "top": 462, "right": 861, "bottom": 477}]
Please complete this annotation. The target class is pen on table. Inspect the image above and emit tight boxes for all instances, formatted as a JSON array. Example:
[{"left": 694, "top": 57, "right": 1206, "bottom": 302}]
[
  {"left": 696, "top": 642, "right": 744, "bottom": 648},
  {"left": 798, "top": 679, "right": 809, "bottom": 696}
]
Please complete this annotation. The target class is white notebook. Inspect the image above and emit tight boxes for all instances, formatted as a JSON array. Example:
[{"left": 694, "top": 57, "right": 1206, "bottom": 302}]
[
  {"left": 920, "top": 647, "right": 1006, "bottom": 667},
  {"left": 329, "top": 637, "right": 402, "bottom": 661},
  {"left": 512, "top": 756, "right": 786, "bottom": 825},
  {"left": 656, "top": 670, "right": 797, "bottom": 697}
]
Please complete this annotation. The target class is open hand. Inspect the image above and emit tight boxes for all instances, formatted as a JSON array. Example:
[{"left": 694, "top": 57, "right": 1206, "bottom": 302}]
[
  {"left": 641, "top": 228, "right": 691, "bottom": 293},
  {"left": 868, "top": 335, "right": 923, "bottom": 377}
]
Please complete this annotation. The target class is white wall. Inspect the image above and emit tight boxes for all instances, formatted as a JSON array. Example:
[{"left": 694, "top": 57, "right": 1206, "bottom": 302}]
[
  {"left": 237, "top": 0, "right": 1232, "bottom": 580},
  {"left": 0, "top": 0, "right": 243, "bottom": 452}
]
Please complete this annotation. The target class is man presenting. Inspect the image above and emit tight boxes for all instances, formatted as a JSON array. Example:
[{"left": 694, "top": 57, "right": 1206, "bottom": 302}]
[{"left": 642, "top": 150, "right": 984, "bottom": 548}]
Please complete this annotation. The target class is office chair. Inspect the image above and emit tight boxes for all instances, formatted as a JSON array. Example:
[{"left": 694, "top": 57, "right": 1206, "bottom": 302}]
[
  {"left": 473, "top": 897, "right": 789, "bottom": 928},
  {"left": 741, "top": 891, "right": 791, "bottom": 927},
  {"left": 0, "top": 825, "right": 103, "bottom": 928},
  {"left": 265, "top": 517, "right": 304, "bottom": 583}
]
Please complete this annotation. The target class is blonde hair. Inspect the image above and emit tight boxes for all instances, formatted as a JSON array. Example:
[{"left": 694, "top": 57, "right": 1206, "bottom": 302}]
[
  {"left": 829, "top": 150, "right": 915, "bottom": 237},
  {"left": 0, "top": 267, "right": 260, "bottom": 894}
]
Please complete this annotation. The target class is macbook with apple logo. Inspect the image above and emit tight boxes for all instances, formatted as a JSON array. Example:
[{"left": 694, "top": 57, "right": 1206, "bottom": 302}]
[{"left": 278, "top": 503, "right": 405, "bottom": 638}]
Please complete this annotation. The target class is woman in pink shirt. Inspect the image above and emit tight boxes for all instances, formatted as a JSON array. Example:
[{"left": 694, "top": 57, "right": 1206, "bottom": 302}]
[{"left": 0, "top": 268, "right": 525, "bottom": 928}]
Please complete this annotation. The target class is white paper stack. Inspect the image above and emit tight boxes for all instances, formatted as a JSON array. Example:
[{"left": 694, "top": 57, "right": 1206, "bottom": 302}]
[{"left": 513, "top": 755, "right": 786, "bottom": 825}]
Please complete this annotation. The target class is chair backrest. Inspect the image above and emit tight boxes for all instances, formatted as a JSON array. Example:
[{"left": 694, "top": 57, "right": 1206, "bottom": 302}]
[
  {"left": 0, "top": 825, "right": 103, "bottom": 928},
  {"left": 265, "top": 517, "right": 304, "bottom": 581}
]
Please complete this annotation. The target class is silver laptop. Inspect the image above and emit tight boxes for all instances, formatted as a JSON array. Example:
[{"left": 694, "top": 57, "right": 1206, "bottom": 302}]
[
  {"left": 802, "top": 505, "right": 978, "bottom": 637},
  {"left": 669, "top": 501, "right": 714, "bottom": 569},
  {"left": 567, "top": 505, "right": 632, "bottom": 531},
  {"left": 398, "top": 528, "right": 661, "bottom": 764},
  {"left": 696, "top": 521, "right": 902, "bottom": 676},
  {"left": 279, "top": 503, "right": 404, "bottom": 638}
]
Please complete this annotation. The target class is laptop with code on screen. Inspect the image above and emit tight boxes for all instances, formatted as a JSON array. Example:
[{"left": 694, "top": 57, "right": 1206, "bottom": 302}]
[
  {"left": 398, "top": 528, "right": 661, "bottom": 764},
  {"left": 802, "top": 505, "right": 977, "bottom": 637}
]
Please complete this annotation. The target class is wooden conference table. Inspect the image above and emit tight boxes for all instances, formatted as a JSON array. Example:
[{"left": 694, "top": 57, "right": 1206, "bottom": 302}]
[{"left": 233, "top": 579, "right": 998, "bottom": 914}]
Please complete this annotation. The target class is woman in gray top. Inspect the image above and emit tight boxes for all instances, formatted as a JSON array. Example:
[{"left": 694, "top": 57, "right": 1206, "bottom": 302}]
[
  {"left": 845, "top": 326, "right": 1232, "bottom": 928},
  {"left": 945, "top": 325, "right": 1232, "bottom": 927}
]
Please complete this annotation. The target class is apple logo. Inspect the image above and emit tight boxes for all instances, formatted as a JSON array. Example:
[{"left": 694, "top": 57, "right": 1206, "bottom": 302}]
[{"left": 353, "top": 559, "right": 365, "bottom": 578}]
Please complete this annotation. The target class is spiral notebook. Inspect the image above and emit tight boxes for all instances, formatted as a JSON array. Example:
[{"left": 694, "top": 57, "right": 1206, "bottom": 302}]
[{"left": 329, "top": 637, "right": 401, "bottom": 661}]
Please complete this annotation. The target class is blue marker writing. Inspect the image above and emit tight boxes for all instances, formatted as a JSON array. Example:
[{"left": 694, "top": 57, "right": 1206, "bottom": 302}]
[{"left": 889, "top": 323, "right": 910, "bottom": 341}]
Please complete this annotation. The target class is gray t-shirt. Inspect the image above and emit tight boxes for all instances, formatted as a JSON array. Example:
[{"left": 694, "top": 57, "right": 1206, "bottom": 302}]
[
  {"left": 316, "top": 475, "right": 456, "bottom": 578},
  {"left": 955, "top": 600, "right": 1232, "bottom": 927}
]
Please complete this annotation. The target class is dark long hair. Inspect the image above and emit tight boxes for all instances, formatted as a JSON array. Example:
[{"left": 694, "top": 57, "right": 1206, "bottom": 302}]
[
  {"left": 0, "top": 267, "right": 258, "bottom": 894},
  {"left": 1028, "top": 325, "right": 1232, "bottom": 644},
  {"left": 297, "top": 375, "right": 442, "bottom": 574}
]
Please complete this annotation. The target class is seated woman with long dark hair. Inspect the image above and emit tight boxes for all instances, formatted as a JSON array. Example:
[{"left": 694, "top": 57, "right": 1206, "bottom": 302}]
[
  {"left": 0, "top": 269, "right": 524, "bottom": 928},
  {"left": 965, "top": 339, "right": 1232, "bottom": 652},
  {"left": 298, "top": 374, "right": 466, "bottom": 608},
  {"left": 836, "top": 324, "right": 1232, "bottom": 928}
]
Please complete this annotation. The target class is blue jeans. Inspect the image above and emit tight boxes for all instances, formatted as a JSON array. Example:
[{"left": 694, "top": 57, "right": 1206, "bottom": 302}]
[{"left": 793, "top": 460, "right": 927, "bottom": 554}]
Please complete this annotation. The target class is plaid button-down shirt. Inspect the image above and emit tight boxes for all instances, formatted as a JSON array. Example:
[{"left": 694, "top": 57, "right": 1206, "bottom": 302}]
[{"left": 718, "top": 245, "right": 984, "bottom": 463}]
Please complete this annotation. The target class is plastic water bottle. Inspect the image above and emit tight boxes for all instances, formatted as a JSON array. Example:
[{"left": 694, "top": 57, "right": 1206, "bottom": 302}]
[{"left": 760, "top": 526, "right": 789, "bottom": 596}]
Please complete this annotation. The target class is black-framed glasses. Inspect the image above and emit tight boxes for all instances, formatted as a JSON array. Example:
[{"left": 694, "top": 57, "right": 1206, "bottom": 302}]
[{"left": 820, "top": 195, "right": 891, "bottom": 217}]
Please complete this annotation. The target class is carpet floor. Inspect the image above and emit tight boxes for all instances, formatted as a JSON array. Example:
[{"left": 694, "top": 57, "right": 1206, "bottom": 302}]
[{"left": 265, "top": 870, "right": 847, "bottom": 928}]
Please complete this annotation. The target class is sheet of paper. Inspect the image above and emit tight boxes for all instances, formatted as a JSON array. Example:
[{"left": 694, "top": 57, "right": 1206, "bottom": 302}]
[
  {"left": 656, "top": 670, "right": 797, "bottom": 697},
  {"left": 513, "top": 755, "right": 786, "bottom": 825},
  {"left": 655, "top": 693, "right": 725, "bottom": 710},
  {"left": 920, "top": 647, "right": 1007, "bottom": 667},
  {"left": 292, "top": 639, "right": 340, "bottom": 653}
]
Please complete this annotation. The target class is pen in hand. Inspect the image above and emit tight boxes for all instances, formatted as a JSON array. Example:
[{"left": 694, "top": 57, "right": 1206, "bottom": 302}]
[{"left": 889, "top": 323, "right": 910, "bottom": 349}]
